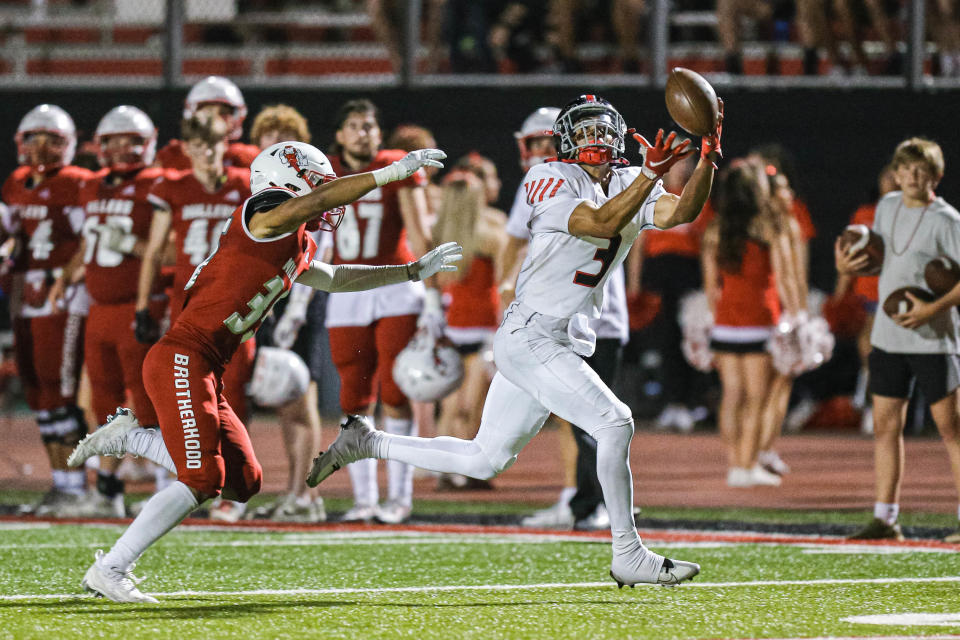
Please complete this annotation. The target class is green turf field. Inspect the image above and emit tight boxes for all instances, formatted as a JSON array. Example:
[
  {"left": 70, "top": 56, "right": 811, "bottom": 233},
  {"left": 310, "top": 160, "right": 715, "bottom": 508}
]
[{"left": 2, "top": 516, "right": 959, "bottom": 640}]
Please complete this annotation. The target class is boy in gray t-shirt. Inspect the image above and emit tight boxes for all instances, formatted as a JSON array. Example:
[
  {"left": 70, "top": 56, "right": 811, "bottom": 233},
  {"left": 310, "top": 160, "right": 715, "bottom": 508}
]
[{"left": 836, "top": 137, "right": 960, "bottom": 543}]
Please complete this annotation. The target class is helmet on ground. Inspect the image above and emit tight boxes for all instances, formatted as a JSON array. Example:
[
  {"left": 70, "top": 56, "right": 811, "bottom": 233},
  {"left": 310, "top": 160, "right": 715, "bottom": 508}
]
[
  {"left": 15, "top": 104, "right": 77, "bottom": 171},
  {"left": 94, "top": 105, "right": 157, "bottom": 172},
  {"left": 250, "top": 142, "right": 344, "bottom": 231},
  {"left": 515, "top": 107, "right": 560, "bottom": 170},
  {"left": 248, "top": 347, "right": 310, "bottom": 408},
  {"left": 184, "top": 76, "right": 247, "bottom": 141},
  {"left": 392, "top": 330, "right": 464, "bottom": 403},
  {"left": 553, "top": 95, "right": 627, "bottom": 166}
]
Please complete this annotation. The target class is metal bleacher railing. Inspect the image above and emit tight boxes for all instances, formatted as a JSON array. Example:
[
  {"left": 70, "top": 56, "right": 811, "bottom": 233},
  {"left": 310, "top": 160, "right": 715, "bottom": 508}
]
[{"left": 0, "top": 0, "right": 953, "bottom": 91}]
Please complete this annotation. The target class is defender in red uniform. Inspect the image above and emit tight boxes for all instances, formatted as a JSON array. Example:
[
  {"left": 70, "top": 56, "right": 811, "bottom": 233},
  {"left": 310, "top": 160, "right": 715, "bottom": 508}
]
[
  {"left": 155, "top": 76, "right": 259, "bottom": 171},
  {"left": 70, "top": 141, "right": 456, "bottom": 602},
  {"left": 1, "top": 104, "right": 93, "bottom": 514},
  {"left": 51, "top": 105, "right": 167, "bottom": 518},
  {"left": 325, "top": 99, "right": 438, "bottom": 524}
]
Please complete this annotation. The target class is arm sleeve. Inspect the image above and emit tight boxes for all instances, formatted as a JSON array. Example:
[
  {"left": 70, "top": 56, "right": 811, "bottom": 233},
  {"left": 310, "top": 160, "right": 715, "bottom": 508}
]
[
  {"left": 295, "top": 260, "right": 412, "bottom": 292},
  {"left": 505, "top": 184, "right": 533, "bottom": 240}
]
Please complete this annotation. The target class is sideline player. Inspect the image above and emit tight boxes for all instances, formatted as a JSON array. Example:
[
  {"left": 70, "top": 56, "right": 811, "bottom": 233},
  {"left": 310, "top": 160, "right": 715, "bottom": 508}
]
[
  {"left": 155, "top": 76, "right": 260, "bottom": 171},
  {"left": 310, "top": 94, "right": 719, "bottom": 587},
  {"left": 69, "top": 142, "right": 456, "bottom": 602},
  {"left": 837, "top": 138, "right": 960, "bottom": 543},
  {"left": 2, "top": 105, "right": 92, "bottom": 514},
  {"left": 325, "top": 99, "right": 438, "bottom": 524},
  {"left": 50, "top": 106, "right": 166, "bottom": 517}
]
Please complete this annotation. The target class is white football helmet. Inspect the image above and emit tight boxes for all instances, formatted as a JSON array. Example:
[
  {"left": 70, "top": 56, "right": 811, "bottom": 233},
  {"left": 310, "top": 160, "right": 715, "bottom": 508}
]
[
  {"left": 184, "top": 76, "right": 247, "bottom": 141},
  {"left": 15, "top": 104, "right": 77, "bottom": 170},
  {"left": 250, "top": 142, "right": 344, "bottom": 230},
  {"left": 247, "top": 347, "right": 310, "bottom": 408},
  {"left": 515, "top": 106, "right": 560, "bottom": 170},
  {"left": 392, "top": 330, "right": 464, "bottom": 403},
  {"left": 94, "top": 105, "right": 157, "bottom": 172}
]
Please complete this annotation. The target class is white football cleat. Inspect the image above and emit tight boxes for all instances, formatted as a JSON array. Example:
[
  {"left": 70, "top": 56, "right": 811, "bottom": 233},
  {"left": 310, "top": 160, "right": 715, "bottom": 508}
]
[
  {"left": 375, "top": 500, "right": 411, "bottom": 525},
  {"left": 340, "top": 503, "right": 377, "bottom": 523},
  {"left": 57, "top": 490, "right": 126, "bottom": 518},
  {"left": 306, "top": 415, "right": 377, "bottom": 487},
  {"left": 520, "top": 501, "right": 575, "bottom": 529},
  {"left": 81, "top": 550, "right": 158, "bottom": 603},
  {"left": 610, "top": 546, "right": 700, "bottom": 588},
  {"left": 68, "top": 408, "right": 140, "bottom": 468},
  {"left": 209, "top": 499, "right": 246, "bottom": 523}
]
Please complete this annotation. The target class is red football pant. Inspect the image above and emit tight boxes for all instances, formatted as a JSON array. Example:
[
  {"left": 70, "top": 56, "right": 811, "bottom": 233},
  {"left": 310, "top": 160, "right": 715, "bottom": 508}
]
[
  {"left": 85, "top": 301, "right": 162, "bottom": 426},
  {"left": 13, "top": 312, "right": 84, "bottom": 411},
  {"left": 142, "top": 336, "right": 262, "bottom": 501},
  {"left": 328, "top": 314, "right": 417, "bottom": 413}
]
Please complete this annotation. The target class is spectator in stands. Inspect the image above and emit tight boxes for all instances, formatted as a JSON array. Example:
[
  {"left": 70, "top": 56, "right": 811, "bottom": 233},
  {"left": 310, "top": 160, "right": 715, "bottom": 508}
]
[
  {"left": 547, "top": 0, "right": 645, "bottom": 73},
  {"left": 701, "top": 159, "right": 806, "bottom": 488},
  {"left": 627, "top": 155, "right": 707, "bottom": 433},
  {"left": 930, "top": 0, "right": 960, "bottom": 76},
  {"left": 432, "top": 158, "right": 507, "bottom": 491},
  {"left": 837, "top": 137, "right": 960, "bottom": 543},
  {"left": 247, "top": 105, "right": 334, "bottom": 523},
  {"left": 830, "top": 163, "right": 897, "bottom": 434},
  {"left": 796, "top": 0, "right": 900, "bottom": 75},
  {"left": 488, "top": 1, "right": 551, "bottom": 73},
  {"left": 717, "top": 0, "right": 778, "bottom": 75}
]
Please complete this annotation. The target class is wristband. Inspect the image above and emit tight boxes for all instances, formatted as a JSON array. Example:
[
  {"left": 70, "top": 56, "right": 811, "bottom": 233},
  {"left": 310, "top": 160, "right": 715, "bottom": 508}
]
[
  {"left": 371, "top": 164, "right": 398, "bottom": 187},
  {"left": 639, "top": 165, "right": 659, "bottom": 181}
]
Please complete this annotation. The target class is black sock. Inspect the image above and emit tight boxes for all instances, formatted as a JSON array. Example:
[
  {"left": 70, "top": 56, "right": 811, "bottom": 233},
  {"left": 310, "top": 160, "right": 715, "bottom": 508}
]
[{"left": 96, "top": 471, "right": 125, "bottom": 498}]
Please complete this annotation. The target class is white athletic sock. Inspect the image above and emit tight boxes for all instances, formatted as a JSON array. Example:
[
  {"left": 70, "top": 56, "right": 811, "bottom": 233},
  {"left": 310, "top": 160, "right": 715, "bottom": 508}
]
[
  {"left": 101, "top": 481, "right": 198, "bottom": 570},
  {"left": 956, "top": 505, "right": 960, "bottom": 522},
  {"left": 126, "top": 427, "right": 176, "bottom": 473},
  {"left": 874, "top": 502, "right": 899, "bottom": 526},
  {"left": 52, "top": 469, "right": 87, "bottom": 496},
  {"left": 558, "top": 486, "right": 577, "bottom": 507},
  {"left": 384, "top": 416, "right": 416, "bottom": 506},
  {"left": 378, "top": 432, "right": 497, "bottom": 479},
  {"left": 593, "top": 421, "right": 639, "bottom": 550}
]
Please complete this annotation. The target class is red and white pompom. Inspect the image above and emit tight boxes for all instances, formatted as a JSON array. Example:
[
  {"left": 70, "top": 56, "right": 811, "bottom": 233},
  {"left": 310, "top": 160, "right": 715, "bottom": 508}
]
[{"left": 768, "top": 312, "right": 835, "bottom": 376}]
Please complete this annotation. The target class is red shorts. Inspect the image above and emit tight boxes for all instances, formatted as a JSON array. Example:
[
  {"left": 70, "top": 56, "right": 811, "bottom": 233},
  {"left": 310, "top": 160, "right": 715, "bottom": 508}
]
[
  {"left": 328, "top": 314, "right": 417, "bottom": 413},
  {"left": 13, "top": 312, "right": 84, "bottom": 411},
  {"left": 85, "top": 300, "right": 163, "bottom": 426},
  {"left": 143, "top": 336, "right": 262, "bottom": 501}
]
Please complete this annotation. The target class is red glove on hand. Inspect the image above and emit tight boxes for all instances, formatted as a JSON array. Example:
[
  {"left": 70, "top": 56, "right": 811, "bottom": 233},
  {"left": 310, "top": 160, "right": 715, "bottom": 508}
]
[
  {"left": 700, "top": 97, "right": 724, "bottom": 168},
  {"left": 633, "top": 129, "right": 694, "bottom": 177}
]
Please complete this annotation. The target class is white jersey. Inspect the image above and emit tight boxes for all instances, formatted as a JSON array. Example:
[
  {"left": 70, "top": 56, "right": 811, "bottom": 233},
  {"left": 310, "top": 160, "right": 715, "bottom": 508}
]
[{"left": 515, "top": 161, "right": 664, "bottom": 321}]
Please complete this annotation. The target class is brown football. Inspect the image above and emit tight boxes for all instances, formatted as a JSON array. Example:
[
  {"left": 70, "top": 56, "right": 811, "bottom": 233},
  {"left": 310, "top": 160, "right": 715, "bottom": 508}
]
[
  {"left": 839, "top": 224, "right": 883, "bottom": 276},
  {"left": 882, "top": 286, "right": 934, "bottom": 318},
  {"left": 664, "top": 67, "right": 719, "bottom": 137},
  {"left": 924, "top": 256, "right": 960, "bottom": 297}
]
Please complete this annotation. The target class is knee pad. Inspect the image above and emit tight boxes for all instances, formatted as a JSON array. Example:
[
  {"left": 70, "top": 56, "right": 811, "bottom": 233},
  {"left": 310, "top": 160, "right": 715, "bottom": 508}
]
[{"left": 591, "top": 418, "right": 635, "bottom": 447}]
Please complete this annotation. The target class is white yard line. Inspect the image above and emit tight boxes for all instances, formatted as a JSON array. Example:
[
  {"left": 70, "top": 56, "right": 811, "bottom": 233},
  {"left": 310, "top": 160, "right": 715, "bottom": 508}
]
[{"left": 3, "top": 575, "right": 960, "bottom": 601}]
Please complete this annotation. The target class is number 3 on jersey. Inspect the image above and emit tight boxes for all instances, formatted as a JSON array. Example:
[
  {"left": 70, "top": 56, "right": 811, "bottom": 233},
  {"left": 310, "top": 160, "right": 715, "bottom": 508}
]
[
  {"left": 573, "top": 235, "right": 622, "bottom": 288},
  {"left": 335, "top": 196, "right": 383, "bottom": 261}
]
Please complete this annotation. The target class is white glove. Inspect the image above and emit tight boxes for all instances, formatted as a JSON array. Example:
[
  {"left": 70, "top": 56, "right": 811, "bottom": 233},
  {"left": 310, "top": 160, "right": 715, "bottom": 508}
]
[
  {"left": 417, "top": 288, "right": 445, "bottom": 338},
  {"left": 100, "top": 224, "right": 136, "bottom": 255},
  {"left": 409, "top": 242, "right": 463, "bottom": 282},
  {"left": 273, "top": 283, "right": 312, "bottom": 349},
  {"left": 372, "top": 148, "right": 446, "bottom": 187}
]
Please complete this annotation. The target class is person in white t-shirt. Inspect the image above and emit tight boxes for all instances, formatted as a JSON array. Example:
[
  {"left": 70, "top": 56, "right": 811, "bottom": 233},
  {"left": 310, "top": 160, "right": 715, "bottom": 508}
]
[
  {"left": 309, "top": 94, "right": 721, "bottom": 587},
  {"left": 837, "top": 137, "right": 960, "bottom": 543}
]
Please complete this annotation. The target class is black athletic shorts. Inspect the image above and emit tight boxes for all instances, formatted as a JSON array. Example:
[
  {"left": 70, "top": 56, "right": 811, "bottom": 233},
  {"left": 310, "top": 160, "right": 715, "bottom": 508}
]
[{"left": 868, "top": 347, "right": 960, "bottom": 403}]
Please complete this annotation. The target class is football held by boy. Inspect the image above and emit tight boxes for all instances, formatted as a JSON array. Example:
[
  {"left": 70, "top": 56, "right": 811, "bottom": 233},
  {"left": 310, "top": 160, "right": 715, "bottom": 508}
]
[
  {"left": 310, "top": 94, "right": 721, "bottom": 587},
  {"left": 70, "top": 142, "right": 458, "bottom": 602}
]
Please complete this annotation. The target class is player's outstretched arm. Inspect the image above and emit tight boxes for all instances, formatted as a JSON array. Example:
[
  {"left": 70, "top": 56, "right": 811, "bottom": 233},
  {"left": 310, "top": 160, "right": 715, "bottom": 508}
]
[
  {"left": 296, "top": 242, "right": 462, "bottom": 292},
  {"left": 652, "top": 156, "right": 716, "bottom": 229},
  {"left": 249, "top": 149, "right": 446, "bottom": 238}
]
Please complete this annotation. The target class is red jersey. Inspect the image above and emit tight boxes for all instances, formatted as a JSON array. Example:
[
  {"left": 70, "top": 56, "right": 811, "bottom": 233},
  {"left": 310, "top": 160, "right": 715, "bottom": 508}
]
[
  {"left": 848, "top": 203, "right": 879, "bottom": 303},
  {"left": 79, "top": 168, "right": 166, "bottom": 305},
  {"left": 1, "top": 165, "right": 92, "bottom": 273},
  {"left": 156, "top": 139, "right": 260, "bottom": 171},
  {"left": 148, "top": 167, "right": 251, "bottom": 298},
  {"left": 329, "top": 149, "right": 425, "bottom": 266},
  {"left": 445, "top": 256, "right": 499, "bottom": 329},
  {"left": 171, "top": 189, "right": 318, "bottom": 367},
  {"left": 715, "top": 240, "right": 780, "bottom": 328}
]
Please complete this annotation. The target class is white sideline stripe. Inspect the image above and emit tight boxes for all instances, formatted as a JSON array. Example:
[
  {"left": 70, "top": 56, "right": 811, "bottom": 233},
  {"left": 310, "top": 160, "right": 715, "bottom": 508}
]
[{"left": 3, "top": 575, "right": 960, "bottom": 601}]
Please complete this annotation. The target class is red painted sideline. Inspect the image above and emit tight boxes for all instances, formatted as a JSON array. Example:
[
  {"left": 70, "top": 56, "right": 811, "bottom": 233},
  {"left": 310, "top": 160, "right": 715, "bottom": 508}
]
[{"left": 4, "top": 515, "right": 959, "bottom": 551}]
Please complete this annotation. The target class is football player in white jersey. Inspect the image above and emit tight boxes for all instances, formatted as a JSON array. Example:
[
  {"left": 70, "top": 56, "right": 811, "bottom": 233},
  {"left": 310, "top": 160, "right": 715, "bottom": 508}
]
[{"left": 309, "top": 94, "right": 723, "bottom": 587}]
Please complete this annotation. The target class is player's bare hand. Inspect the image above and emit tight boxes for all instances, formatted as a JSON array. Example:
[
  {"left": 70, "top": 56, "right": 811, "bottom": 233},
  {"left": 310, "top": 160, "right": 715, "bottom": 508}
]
[
  {"left": 373, "top": 149, "right": 447, "bottom": 186},
  {"left": 47, "top": 277, "right": 67, "bottom": 307},
  {"left": 410, "top": 242, "right": 462, "bottom": 282},
  {"left": 634, "top": 129, "right": 694, "bottom": 177},
  {"left": 893, "top": 291, "right": 939, "bottom": 329},
  {"left": 834, "top": 237, "right": 870, "bottom": 275}
]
